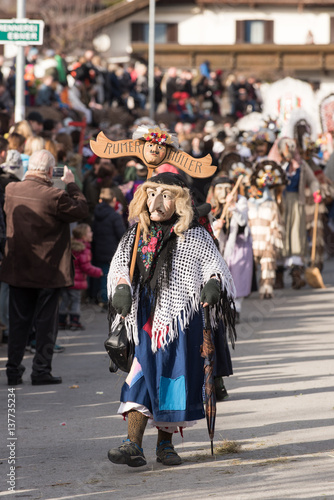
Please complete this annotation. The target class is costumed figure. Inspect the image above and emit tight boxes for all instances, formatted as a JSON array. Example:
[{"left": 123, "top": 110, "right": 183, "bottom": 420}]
[
  {"left": 249, "top": 128, "right": 276, "bottom": 165},
  {"left": 293, "top": 123, "right": 333, "bottom": 271},
  {"left": 247, "top": 160, "right": 285, "bottom": 299},
  {"left": 208, "top": 176, "right": 253, "bottom": 322},
  {"left": 276, "top": 137, "right": 321, "bottom": 288},
  {"left": 106, "top": 172, "right": 236, "bottom": 467},
  {"left": 89, "top": 126, "right": 235, "bottom": 467}
]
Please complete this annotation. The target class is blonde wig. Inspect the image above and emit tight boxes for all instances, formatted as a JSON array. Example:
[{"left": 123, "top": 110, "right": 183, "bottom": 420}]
[{"left": 129, "top": 181, "right": 194, "bottom": 241}]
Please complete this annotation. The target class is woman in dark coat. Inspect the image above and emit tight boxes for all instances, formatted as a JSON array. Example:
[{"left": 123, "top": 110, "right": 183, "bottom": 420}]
[{"left": 92, "top": 187, "right": 126, "bottom": 306}]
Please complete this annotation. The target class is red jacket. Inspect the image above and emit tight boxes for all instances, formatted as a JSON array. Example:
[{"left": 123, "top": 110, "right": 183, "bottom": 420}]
[{"left": 71, "top": 239, "right": 102, "bottom": 290}]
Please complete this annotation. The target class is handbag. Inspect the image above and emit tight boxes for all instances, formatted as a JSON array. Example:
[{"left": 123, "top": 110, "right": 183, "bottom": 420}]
[{"left": 104, "top": 320, "right": 134, "bottom": 373}]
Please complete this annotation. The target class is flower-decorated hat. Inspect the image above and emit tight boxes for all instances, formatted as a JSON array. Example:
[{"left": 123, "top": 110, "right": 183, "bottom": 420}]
[
  {"left": 220, "top": 152, "right": 253, "bottom": 183},
  {"left": 250, "top": 160, "right": 287, "bottom": 189},
  {"left": 132, "top": 125, "right": 179, "bottom": 149}
]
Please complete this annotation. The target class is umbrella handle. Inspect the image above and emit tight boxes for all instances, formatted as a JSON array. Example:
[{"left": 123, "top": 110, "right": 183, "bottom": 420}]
[{"left": 204, "top": 306, "right": 211, "bottom": 330}]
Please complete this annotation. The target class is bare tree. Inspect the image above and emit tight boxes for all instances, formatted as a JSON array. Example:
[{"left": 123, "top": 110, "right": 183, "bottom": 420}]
[{"left": 27, "top": 0, "right": 103, "bottom": 52}]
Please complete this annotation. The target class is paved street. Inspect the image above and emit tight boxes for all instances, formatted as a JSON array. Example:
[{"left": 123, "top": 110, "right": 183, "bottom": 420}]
[{"left": 1, "top": 259, "right": 334, "bottom": 500}]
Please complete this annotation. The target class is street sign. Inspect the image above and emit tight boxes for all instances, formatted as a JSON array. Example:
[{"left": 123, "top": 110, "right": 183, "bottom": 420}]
[{"left": 0, "top": 19, "right": 44, "bottom": 45}]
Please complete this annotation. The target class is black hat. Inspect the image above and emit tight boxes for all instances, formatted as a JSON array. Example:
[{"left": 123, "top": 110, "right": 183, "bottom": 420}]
[
  {"left": 27, "top": 111, "right": 44, "bottom": 124},
  {"left": 150, "top": 172, "right": 188, "bottom": 188},
  {"left": 211, "top": 176, "right": 234, "bottom": 187}
]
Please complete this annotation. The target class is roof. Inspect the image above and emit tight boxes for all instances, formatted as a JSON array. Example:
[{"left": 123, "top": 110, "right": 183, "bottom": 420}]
[{"left": 73, "top": 0, "right": 160, "bottom": 34}]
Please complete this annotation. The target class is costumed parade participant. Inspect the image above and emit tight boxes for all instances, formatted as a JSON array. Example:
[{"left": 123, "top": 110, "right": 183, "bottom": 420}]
[
  {"left": 249, "top": 128, "right": 276, "bottom": 165},
  {"left": 247, "top": 160, "right": 285, "bottom": 299},
  {"left": 107, "top": 172, "right": 236, "bottom": 468},
  {"left": 276, "top": 137, "right": 320, "bottom": 288},
  {"left": 292, "top": 123, "right": 334, "bottom": 272},
  {"left": 90, "top": 126, "right": 236, "bottom": 468},
  {"left": 208, "top": 175, "right": 253, "bottom": 323}
]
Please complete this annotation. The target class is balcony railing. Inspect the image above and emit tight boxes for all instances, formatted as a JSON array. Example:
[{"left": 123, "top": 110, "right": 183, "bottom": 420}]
[{"left": 131, "top": 42, "right": 334, "bottom": 75}]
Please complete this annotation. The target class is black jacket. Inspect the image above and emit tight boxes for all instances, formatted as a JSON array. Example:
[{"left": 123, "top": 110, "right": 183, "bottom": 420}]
[{"left": 92, "top": 202, "right": 126, "bottom": 263}]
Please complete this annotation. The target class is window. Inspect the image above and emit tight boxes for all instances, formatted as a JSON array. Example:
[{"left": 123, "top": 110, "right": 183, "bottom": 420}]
[
  {"left": 131, "top": 23, "right": 178, "bottom": 43},
  {"left": 236, "top": 20, "right": 273, "bottom": 44},
  {"left": 330, "top": 17, "right": 334, "bottom": 44}
]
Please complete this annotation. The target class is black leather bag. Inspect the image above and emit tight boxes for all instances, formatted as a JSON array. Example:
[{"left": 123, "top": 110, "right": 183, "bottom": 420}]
[{"left": 104, "top": 320, "right": 134, "bottom": 373}]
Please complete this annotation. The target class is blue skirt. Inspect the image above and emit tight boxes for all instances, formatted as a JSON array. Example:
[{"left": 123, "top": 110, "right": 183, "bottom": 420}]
[{"left": 120, "top": 297, "right": 205, "bottom": 424}]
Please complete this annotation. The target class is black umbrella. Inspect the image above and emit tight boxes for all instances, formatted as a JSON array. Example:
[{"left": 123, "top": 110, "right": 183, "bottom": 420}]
[{"left": 201, "top": 306, "right": 216, "bottom": 455}]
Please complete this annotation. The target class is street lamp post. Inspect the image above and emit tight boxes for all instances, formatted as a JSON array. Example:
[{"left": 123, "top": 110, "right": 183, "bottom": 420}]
[
  {"left": 148, "top": 0, "right": 155, "bottom": 121},
  {"left": 15, "top": 0, "right": 26, "bottom": 123}
]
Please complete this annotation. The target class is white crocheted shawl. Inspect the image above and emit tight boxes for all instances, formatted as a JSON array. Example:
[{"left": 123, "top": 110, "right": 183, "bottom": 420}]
[{"left": 107, "top": 224, "right": 236, "bottom": 353}]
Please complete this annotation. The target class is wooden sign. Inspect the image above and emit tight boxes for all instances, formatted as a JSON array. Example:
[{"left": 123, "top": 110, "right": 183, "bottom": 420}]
[{"left": 90, "top": 131, "right": 217, "bottom": 179}]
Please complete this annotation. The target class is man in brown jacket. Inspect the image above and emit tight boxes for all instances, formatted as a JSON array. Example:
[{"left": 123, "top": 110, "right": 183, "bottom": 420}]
[{"left": 0, "top": 149, "right": 89, "bottom": 385}]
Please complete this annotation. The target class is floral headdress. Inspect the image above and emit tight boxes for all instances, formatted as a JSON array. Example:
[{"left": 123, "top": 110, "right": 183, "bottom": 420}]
[
  {"left": 250, "top": 160, "right": 287, "bottom": 189},
  {"left": 132, "top": 125, "right": 179, "bottom": 149}
]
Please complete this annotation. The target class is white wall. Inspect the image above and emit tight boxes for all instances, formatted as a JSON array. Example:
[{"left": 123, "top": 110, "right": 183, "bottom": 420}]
[
  {"left": 272, "top": 11, "right": 329, "bottom": 45},
  {"left": 105, "top": 20, "right": 131, "bottom": 59},
  {"left": 104, "top": 4, "right": 332, "bottom": 59},
  {"left": 179, "top": 7, "right": 330, "bottom": 45}
]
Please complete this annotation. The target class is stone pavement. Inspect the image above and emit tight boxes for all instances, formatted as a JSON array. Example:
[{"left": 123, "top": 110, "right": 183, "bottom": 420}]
[{"left": 1, "top": 260, "right": 334, "bottom": 499}]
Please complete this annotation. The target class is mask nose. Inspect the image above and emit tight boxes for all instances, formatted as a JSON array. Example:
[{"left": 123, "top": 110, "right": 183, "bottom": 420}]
[{"left": 151, "top": 193, "right": 163, "bottom": 212}]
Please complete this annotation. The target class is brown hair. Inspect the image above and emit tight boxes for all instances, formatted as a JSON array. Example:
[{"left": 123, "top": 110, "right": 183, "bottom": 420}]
[
  {"left": 44, "top": 139, "right": 58, "bottom": 160},
  {"left": 72, "top": 223, "right": 90, "bottom": 240},
  {"left": 9, "top": 120, "right": 34, "bottom": 140},
  {"left": 7, "top": 132, "right": 26, "bottom": 151}
]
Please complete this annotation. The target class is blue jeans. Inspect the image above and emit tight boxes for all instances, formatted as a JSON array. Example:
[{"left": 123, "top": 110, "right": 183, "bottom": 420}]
[{"left": 59, "top": 289, "right": 81, "bottom": 315}]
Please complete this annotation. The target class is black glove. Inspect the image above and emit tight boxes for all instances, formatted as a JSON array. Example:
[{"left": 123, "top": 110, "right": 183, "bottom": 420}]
[
  {"left": 200, "top": 278, "right": 221, "bottom": 306},
  {"left": 112, "top": 284, "right": 132, "bottom": 317}
]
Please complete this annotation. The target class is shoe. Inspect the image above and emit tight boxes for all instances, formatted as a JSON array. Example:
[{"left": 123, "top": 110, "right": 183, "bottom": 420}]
[
  {"left": 290, "top": 265, "right": 306, "bottom": 290},
  {"left": 58, "top": 314, "right": 68, "bottom": 330},
  {"left": 69, "top": 314, "right": 85, "bottom": 330},
  {"left": 273, "top": 267, "right": 285, "bottom": 289},
  {"left": 8, "top": 376, "right": 23, "bottom": 386},
  {"left": 214, "top": 376, "right": 229, "bottom": 401},
  {"left": 58, "top": 323, "right": 69, "bottom": 330},
  {"left": 27, "top": 339, "right": 36, "bottom": 354},
  {"left": 156, "top": 441, "right": 182, "bottom": 466},
  {"left": 108, "top": 439, "right": 147, "bottom": 468},
  {"left": 53, "top": 344, "right": 65, "bottom": 353},
  {"left": 7, "top": 365, "right": 25, "bottom": 385},
  {"left": 31, "top": 374, "right": 62, "bottom": 385},
  {"left": 98, "top": 302, "right": 108, "bottom": 311},
  {"left": 69, "top": 324, "right": 85, "bottom": 331}
]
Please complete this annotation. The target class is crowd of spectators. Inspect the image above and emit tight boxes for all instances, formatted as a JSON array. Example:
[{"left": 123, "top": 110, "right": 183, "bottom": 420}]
[
  {"left": 1, "top": 45, "right": 334, "bottom": 358},
  {"left": 0, "top": 49, "right": 263, "bottom": 127}
]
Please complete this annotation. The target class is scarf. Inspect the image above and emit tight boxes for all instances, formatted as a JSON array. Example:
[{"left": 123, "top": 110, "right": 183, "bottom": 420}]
[{"left": 108, "top": 224, "right": 236, "bottom": 353}]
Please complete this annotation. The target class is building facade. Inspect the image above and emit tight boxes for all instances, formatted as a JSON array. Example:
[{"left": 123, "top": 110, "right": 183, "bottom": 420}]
[{"left": 74, "top": 0, "right": 334, "bottom": 81}]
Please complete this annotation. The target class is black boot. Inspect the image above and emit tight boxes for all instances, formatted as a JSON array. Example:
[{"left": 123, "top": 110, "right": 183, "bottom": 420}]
[
  {"left": 290, "top": 265, "right": 306, "bottom": 290},
  {"left": 69, "top": 314, "right": 85, "bottom": 330},
  {"left": 214, "top": 376, "right": 229, "bottom": 401},
  {"left": 58, "top": 314, "right": 68, "bottom": 330},
  {"left": 274, "top": 266, "right": 285, "bottom": 289}
]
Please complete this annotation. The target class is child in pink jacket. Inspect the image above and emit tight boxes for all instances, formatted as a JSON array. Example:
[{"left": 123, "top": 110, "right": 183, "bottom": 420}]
[{"left": 59, "top": 224, "right": 102, "bottom": 330}]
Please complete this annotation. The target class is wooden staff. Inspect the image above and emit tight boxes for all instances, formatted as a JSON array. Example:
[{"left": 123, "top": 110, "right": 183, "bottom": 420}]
[{"left": 129, "top": 167, "right": 154, "bottom": 281}]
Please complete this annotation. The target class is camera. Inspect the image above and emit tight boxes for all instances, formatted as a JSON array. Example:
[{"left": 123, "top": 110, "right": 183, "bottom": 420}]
[{"left": 53, "top": 166, "right": 64, "bottom": 178}]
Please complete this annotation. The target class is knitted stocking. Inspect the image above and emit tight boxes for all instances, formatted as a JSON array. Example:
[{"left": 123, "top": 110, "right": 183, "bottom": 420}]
[
  {"left": 157, "top": 429, "right": 173, "bottom": 446},
  {"left": 127, "top": 410, "right": 148, "bottom": 448}
]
